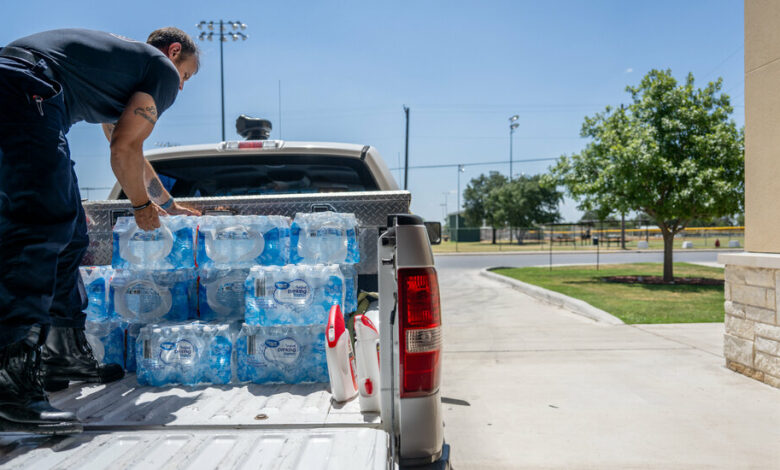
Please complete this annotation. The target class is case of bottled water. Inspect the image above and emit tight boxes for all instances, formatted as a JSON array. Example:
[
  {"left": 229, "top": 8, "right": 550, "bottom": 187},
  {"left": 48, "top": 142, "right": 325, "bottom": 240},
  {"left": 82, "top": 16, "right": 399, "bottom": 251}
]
[
  {"left": 112, "top": 216, "right": 197, "bottom": 269},
  {"left": 80, "top": 266, "right": 113, "bottom": 321},
  {"left": 85, "top": 319, "right": 125, "bottom": 367},
  {"left": 340, "top": 264, "right": 358, "bottom": 314},
  {"left": 135, "top": 322, "right": 233, "bottom": 386},
  {"left": 125, "top": 322, "right": 144, "bottom": 372},
  {"left": 235, "top": 323, "right": 328, "bottom": 384},
  {"left": 198, "top": 267, "right": 250, "bottom": 322},
  {"left": 290, "top": 212, "right": 360, "bottom": 264},
  {"left": 197, "top": 215, "right": 290, "bottom": 267},
  {"left": 244, "top": 264, "right": 344, "bottom": 325},
  {"left": 110, "top": 268, "right": 197, "bottom": 323}
]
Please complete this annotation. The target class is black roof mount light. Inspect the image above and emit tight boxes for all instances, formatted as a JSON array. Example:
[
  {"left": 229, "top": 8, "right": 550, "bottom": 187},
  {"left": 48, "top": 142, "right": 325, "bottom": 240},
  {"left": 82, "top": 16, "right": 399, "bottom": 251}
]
[{"left": 235, "top": 115, "right": 272, "bottom": 140}]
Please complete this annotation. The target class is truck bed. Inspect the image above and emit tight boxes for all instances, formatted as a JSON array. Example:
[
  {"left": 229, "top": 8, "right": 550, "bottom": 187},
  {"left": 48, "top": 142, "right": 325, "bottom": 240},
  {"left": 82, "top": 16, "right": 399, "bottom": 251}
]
[{"left": 0, "top": 375, "right": 386, "bottom": 469}]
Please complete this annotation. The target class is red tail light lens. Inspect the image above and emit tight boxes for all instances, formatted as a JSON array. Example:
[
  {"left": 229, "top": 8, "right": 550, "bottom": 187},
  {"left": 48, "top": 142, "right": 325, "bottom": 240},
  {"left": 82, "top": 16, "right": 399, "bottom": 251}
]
[{"left": 398, "top": 267, "right": 442, "bottom": 398}]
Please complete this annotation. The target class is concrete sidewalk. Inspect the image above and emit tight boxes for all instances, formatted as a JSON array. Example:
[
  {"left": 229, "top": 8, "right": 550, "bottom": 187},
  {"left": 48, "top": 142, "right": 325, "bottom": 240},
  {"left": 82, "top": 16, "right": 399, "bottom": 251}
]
[{"left": 439, "top": 268, "right": 780, "bottom": 470}]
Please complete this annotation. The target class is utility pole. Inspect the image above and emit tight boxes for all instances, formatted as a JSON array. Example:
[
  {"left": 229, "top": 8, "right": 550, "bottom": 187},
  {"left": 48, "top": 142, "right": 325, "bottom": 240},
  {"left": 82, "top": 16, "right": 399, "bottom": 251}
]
[
  {"left": 197, "top": 20, "right": 248, "bottom": 141},
  {"left": 403, "top": 106, "right": 410, "bottom": 190},
  {"left": 456, "top": 165, "right": 464, "bottom": 251},
  {"left": 508, "top": 115, "right": 519, "bottom": 180}
]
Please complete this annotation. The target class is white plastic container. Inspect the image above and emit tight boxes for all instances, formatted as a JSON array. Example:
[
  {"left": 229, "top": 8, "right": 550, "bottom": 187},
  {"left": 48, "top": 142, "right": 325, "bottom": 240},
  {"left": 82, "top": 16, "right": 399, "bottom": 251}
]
[
  {"left": 325, "top": 305, "right": 357, "bottom": 402},
  {"left": 354, "top": 314, "right": 380, "bottom": 413}
]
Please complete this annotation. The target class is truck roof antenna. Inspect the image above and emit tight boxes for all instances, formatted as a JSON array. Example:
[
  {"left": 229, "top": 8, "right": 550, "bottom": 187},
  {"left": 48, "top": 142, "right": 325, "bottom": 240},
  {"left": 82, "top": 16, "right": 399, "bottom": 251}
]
[{"left": 236, "top": 115, "right": 272, "bottom": 140}]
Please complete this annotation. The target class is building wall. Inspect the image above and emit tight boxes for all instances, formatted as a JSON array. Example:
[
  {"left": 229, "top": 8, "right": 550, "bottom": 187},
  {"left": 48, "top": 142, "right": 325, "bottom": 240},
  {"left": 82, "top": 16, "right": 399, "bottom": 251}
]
[{"left": 745, "top": 0, "right": 780, "bottom": 253}]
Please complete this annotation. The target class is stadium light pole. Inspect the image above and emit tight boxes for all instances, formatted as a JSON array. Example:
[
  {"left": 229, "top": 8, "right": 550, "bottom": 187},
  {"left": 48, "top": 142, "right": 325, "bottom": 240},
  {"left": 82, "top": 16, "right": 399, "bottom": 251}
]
[
  {"left": 456, "top": 164, "right": 465, "bottom": 251},
  {"left": 509, "top": 115, "right": 519, "bottom": 180},
  {"left": 197, "top": 20, "right": 248, "bottom": 141}
]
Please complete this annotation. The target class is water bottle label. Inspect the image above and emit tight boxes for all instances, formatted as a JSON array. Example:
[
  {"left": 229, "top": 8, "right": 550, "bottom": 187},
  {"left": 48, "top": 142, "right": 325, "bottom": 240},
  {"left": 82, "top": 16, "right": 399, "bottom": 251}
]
[
  {"left": 273, "top": 279, "right": 311, "bottom": 305},
  {"left": 318, "top": 227, "right": 343, "bottom": 237},
  {"left": 159, "top": 339, "right": 198, "bottom": 365},
  {"left": 263, "top": 337, "right": 300, "bottom": 365}
]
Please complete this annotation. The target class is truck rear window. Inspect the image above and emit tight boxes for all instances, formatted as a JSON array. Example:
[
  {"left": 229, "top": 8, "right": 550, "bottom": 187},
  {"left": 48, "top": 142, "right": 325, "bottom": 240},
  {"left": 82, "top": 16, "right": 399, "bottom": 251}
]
[{"left": 126, "top": 154, "right": 379, "bottom": 198}]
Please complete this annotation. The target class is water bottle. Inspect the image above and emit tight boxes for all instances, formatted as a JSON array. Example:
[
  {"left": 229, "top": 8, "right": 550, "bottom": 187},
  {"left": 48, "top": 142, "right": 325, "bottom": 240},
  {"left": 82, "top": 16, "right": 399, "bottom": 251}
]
[
  {"left": 112, "top": 216, "right": 196, "bottom": 269},
  {"left": 80, "top": 266, "right": 113, "bottom": 321},
  {"left": 110, "top": 268, "right": 196, "bottom": 323},
  {"left": 245, "top": 264, "right": 344, "bottom": 325},
  {"left": 290, "top": 212, "right": 359, "bottom": 264},
  {"left": 340, "top": 264, "right": 358, "bottom": 314},
  {"left": 84, "top": 319, "right": 125, "bottom": 367},
  {"left": 205, "top": 324, "right": 233, "bottom": 385},
  {"left": 197, "top": 215, "right": 290, "bottom": 267},
  {"left": 199, "top": 267, "right": 250, "bottom": 322},
  {"left": 236, "top": 323, "right": 327, "bottom": 384}
]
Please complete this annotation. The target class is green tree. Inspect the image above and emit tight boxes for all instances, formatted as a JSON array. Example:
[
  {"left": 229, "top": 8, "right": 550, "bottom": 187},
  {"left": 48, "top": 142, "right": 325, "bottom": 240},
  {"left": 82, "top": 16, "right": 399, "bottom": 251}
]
[
  {"left": 488, "top": 174, "right": 561, "bottom": 244},
  {"left": 552, "top": 69, "right": 744, "bottom": 282},
  {"left": 463, "top": 171, "right": 509, "bottom": 244}
]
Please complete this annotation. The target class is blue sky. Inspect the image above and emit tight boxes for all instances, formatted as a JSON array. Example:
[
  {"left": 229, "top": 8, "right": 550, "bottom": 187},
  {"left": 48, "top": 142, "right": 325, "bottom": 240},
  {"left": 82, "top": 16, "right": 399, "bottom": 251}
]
[{"left": 2, "top": 0, "right": 744, "bottom": 223}]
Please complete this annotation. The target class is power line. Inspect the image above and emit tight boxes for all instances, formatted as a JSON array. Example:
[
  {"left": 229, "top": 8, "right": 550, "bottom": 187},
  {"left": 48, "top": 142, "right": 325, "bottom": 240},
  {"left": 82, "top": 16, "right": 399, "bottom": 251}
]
[{"left": 389, "top": 156, "right": 558, "bottom": 171}]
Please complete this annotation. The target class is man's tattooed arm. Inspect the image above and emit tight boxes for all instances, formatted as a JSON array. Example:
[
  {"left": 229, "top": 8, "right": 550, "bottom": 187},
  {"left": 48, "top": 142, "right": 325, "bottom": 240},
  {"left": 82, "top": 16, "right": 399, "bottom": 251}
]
[
  {"left": 134, "top": 105, "right": 158, "bottom": 125},
  {"left": 143, "top": 159, "right": 171, "bottom": 205},
  {"left": 101, "top": 122, "right": 116, "bottom": 142}
]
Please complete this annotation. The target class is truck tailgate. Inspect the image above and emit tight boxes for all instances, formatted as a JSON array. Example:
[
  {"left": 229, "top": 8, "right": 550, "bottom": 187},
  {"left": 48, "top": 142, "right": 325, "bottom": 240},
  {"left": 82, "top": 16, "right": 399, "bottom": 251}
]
[{"left": 0, "top": 376, "right": 386, "bottom": 469}]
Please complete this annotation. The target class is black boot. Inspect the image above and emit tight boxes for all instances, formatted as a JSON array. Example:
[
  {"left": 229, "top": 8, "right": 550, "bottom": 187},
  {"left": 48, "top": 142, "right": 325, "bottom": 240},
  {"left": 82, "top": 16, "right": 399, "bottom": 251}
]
[
  {"left": 41, "top": 326, "right": 124, "bottom": 392},
  {"left": 0, "top": 327, "right": 82, "bottom": 434}
]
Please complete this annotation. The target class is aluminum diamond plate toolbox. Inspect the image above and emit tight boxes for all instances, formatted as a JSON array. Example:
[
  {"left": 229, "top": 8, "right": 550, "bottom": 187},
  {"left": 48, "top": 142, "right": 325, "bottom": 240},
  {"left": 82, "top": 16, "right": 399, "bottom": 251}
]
[{"left": 81, "top": 190, "right": 411, "bottom": 274}]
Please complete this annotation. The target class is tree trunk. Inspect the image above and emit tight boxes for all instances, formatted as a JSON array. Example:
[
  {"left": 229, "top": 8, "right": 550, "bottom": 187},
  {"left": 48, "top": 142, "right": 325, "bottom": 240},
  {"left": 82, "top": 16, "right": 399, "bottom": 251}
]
[
  {"left": 662, "top": 229, "right": 674, "bottom": 283},
  {"left": 491, "top": 227, "right": 496, "bottom": 245}
]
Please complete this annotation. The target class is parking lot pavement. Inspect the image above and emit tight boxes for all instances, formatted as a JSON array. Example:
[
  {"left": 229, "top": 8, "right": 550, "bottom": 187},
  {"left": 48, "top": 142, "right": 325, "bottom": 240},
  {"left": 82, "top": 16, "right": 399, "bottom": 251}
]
[{"left": 438, "top": 267, "right": 780, "bottom": 470}]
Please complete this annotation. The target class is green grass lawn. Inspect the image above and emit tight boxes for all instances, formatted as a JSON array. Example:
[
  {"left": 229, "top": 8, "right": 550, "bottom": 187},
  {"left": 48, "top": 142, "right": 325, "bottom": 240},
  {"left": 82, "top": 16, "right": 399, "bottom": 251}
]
[{"left": 492, "top": 263, "right": 725, "bottom": 324}]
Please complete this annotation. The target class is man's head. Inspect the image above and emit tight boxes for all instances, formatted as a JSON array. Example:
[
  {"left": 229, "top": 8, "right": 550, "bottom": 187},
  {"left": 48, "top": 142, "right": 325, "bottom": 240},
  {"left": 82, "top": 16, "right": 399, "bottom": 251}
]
[{"left": 147, "top": 27, "right": 199, "bottom": 90}]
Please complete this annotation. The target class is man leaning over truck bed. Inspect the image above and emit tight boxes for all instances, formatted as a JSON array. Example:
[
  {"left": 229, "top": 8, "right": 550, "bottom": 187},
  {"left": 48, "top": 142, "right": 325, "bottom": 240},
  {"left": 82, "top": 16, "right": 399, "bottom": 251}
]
[{"left": 0, "top": 27, "right": 200, "bottom": 435}]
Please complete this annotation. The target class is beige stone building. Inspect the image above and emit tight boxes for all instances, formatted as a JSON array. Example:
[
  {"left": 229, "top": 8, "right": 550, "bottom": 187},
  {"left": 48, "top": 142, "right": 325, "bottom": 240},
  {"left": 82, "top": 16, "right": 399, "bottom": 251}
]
[{"left": 720, "top": 0, "right": 780, "bottom": 388}]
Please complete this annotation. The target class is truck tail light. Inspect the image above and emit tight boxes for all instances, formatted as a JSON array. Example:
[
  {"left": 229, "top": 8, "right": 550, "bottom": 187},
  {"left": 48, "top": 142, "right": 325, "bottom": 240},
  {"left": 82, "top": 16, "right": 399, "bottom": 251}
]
[
  {"left": 397, "top": 267, "right": 442, "bottom": 398},
  {"left": 222, "top": 140, "right": 282, "bottom": 150}
]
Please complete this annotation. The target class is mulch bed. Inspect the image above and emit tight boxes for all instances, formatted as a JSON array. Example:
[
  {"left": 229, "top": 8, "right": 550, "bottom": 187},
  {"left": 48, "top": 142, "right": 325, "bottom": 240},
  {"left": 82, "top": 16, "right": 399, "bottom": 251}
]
[{"left": 601, "top": 275, "right": 724, "bottom": 286}]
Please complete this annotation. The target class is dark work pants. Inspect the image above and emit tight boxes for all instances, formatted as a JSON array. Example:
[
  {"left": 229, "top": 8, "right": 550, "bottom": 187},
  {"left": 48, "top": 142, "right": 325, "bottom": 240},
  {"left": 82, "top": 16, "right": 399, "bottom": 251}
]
[{"left": 0, "top": 57, "right": 88, "bottom": 347}]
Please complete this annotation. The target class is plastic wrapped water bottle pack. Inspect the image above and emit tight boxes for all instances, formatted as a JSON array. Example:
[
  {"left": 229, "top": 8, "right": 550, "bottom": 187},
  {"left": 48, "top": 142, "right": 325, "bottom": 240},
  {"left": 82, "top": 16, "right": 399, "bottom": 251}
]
[
  {"left": 197, "top": 215, "right": 290, "bottom": 267},
  {"left": 244, "top": 264, "right": 344, "bottom": 325},
  {"left": 198, "top": 267, "right": 251, "bottom": 322},
  {"left": 110, "top": 268, "right": 197, "bottom": 323},
  {"left": 340, "top": 264, "right": 358, "bottom": 314},
  {"left": 235, "top": 323, "right": 328, "bottom": 384},
  {"left": 112, "top": 216, "right": 197, "bottom": 269},
  {"left": 84, "top": 319, "right": 125, "bottom": 367},
  {"left": 135, "top": 322, "right": 234, "bottom": 386},
  {"left": 290, "top": 212, "right": 359, "bottom": 264},
  {"left": 80, "top": 266, "right": 113, "bottom": 321}
]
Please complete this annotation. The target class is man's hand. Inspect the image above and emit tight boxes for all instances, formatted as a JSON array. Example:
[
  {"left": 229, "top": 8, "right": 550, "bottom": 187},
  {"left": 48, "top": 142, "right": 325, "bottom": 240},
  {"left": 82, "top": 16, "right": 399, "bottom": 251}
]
[
  {"left": 134, "top": 202, "right": 166, "bottom": 231},
  {"left": 164, "top": 201, "right": 201, "bottom": 216}
]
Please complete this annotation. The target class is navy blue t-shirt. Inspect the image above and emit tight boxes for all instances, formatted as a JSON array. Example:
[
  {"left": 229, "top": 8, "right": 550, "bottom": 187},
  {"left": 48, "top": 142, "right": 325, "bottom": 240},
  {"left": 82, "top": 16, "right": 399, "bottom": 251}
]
[{"left": 8, "top": 29, "right": 180, "bottom": 125}]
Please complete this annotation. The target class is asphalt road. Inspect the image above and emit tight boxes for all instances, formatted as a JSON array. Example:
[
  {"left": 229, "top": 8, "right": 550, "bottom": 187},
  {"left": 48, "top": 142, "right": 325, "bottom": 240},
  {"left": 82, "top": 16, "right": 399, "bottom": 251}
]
[{"left": 434, "top": 249, "right": 734, "bottom": 270}]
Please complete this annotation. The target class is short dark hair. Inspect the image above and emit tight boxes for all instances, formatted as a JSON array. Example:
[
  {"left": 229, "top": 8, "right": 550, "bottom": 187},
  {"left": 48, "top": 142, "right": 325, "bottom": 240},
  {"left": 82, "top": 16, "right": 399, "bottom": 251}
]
[{"left": 147, "top": 27, "right": 199, "bottom": 66}]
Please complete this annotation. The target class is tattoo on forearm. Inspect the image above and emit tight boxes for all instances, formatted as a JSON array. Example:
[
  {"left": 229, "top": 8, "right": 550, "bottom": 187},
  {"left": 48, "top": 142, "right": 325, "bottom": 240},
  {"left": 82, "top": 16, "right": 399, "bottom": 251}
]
[
  {"left": 133, "top": 106, "right": 157, "bottom": 125},
  {"left": 148, "top": 178, "right": 164, "bottom": 199}
]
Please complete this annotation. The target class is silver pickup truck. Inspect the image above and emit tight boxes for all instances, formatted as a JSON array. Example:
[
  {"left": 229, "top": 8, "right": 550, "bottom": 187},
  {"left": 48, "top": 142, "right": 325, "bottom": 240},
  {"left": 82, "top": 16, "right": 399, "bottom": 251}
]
[{"left": 0, "top": 135, "right": 450, "bottom": 469}]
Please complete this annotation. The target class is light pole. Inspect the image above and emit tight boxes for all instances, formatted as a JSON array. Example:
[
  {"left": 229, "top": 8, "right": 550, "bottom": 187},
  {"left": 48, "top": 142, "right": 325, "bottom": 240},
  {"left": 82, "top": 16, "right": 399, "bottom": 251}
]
[
  {"left": 456, "top": 165, "right": 464, "bottom": 251},
  {"left": 509, "top": 115, "right": 519, "bottom": 180},
  {"left": 197, "top": 20, "right": 248, "bottom": 141}
]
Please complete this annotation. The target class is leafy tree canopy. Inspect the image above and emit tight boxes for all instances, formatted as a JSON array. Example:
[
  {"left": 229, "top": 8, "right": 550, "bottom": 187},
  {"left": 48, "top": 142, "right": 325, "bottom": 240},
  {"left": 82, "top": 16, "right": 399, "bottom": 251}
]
[
  {"left": 551, "top": 69, "right": 744, "bottom": 280},
  {"left": 463, "top": 171, "right": 508, "bottom": 228},
  {"left": 488, "top": 174, "right": 561, "bottom": 230}
]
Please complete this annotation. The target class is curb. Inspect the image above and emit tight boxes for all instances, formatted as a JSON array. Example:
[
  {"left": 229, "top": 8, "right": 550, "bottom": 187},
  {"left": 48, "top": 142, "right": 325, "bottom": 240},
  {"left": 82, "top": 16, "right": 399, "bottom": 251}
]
[
  {"left": 479, "top": 268, "right": 625, "bottom": 325},
  {"left": 435, "top": 249, "right": 742, "bottom": 257}
]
